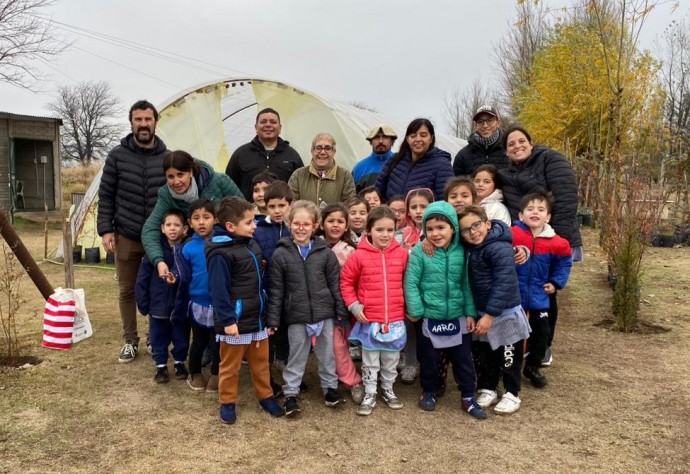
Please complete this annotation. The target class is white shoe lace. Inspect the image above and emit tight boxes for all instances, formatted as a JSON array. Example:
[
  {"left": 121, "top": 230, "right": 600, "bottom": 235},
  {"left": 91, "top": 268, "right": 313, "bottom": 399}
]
[{"left": 121, "top": 343, "right": 136, "bottom": 358}]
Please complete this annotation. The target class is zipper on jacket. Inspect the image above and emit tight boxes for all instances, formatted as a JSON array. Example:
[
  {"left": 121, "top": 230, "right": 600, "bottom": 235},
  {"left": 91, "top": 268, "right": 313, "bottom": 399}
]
[
  {"left": 526, "top": 233, "right": 537, "bottom": 309},
  {"left": 381, "top": 249, "right": 389, "bottom": 329},
  {"left": 248, "top": 245, "right": 264, "bottom": 331},
  {"left": 444, "top": 249, "right": 450, "bottom": 317}
]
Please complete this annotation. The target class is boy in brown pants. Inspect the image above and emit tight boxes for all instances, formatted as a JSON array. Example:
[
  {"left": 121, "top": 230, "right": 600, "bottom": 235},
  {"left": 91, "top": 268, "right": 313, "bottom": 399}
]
[{"left": 206, "top": 197, "right": 284, "bottom": 424}]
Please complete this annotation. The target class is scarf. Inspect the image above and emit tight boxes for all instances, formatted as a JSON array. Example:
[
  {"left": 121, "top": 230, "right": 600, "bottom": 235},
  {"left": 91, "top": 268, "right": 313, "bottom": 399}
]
[
  {"left": 473, "top": 130, "right": 500, "bottom": 149},
  {"left": 168, "top": 176, "right": 199, "bottom": 203}
]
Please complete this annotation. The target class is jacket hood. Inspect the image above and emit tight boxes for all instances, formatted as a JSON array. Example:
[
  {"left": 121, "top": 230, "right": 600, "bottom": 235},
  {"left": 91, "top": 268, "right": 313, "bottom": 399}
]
[
  {"left": 482, "top": 188, "right": 505, "bottom": 204},
  {"left": 122, "top": 133, "right": 167, "bottom": 155},
  {"left": 513, "top": 220, "right": 556, "bottom": 238},
  {"left": 483, "top": 219, "right": 513, "bottom": 247},
  {"left": 208, "top": 225, "right": 252, "bottom": 247},
  {"left": 422, "top": 201, "right": 460, "bottom": 246},
  {"left": 422, "top": 146, "right": 452, "bottom": 163},
  {"left": 510, "top": 144, "right": 548, "bottom": 168}
]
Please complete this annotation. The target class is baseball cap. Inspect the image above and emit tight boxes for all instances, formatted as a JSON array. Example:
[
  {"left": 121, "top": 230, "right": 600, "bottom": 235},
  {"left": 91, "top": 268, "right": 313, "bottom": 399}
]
[
  {"left": 366, "top": 124, "right": 398, "bottom": 141},
  {"left": 472, "top": 105, "right": 499, "bottom": 121}
]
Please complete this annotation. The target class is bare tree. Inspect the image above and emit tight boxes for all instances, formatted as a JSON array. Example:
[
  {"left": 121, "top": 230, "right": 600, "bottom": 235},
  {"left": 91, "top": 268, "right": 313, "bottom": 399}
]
[
  {"left": 660, "top": 17, "right": 690, "bottom": 137},
  {"left": 0, "top": 0, "right": 67, "bottom": 89},
  {"left": 443, "top": 79, "right": 495, "bottom": 139},
  {"left": 47, "top": 81, "right": 123, "bottom": 163},
  {"left": 492, "top": 1, "right": 549, "bottom": 117}
]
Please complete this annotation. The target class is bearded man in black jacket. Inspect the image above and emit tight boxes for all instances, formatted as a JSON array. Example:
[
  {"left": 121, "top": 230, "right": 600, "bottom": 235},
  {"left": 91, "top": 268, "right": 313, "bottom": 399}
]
[{"left": 97, "top": 100, "right": 169, "bottom": 363}]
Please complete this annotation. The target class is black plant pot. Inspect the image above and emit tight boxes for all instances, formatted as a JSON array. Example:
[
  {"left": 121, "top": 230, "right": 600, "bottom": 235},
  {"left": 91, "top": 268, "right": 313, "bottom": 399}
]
[
  {"left": 659, "top": 235, "right": 677, "bottom": 248},
  {"left": 106, "top": 252, "right": 115, "bottom": 264},
  {"left": 72, "top": 245, "right": 82, "bottom": 264},
  {"left": 85, "top": 247, "right": 101, "bottom": 264},
  {"left": 577, "top": 215, "right": 583, "bottom": 227},
  {"left": 581, "top": 214, "right": 593, "bottom": 226}
]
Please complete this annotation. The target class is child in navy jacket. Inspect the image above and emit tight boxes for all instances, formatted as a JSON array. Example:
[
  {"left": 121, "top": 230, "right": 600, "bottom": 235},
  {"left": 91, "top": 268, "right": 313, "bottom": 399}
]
[{"left": 136, "top": 209, "right": 189, "bottom": 383}]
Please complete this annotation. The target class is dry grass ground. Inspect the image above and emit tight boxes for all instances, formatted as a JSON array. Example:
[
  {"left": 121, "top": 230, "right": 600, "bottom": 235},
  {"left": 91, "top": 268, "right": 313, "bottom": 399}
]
[{"left": 1, "top": 224, "right": 689, "bottom": 473}]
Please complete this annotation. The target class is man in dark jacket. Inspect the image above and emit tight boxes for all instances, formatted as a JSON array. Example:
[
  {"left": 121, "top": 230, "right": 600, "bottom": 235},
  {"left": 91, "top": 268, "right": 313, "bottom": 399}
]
[
  {"left": 97, "top": 100, "right": 168, "bottom": 363},
  {"left": 225, "top": 108, "right": 304, "bottom": 201},
  {"left": 453, "top": 105, "right": 509, "bottom": 177}
]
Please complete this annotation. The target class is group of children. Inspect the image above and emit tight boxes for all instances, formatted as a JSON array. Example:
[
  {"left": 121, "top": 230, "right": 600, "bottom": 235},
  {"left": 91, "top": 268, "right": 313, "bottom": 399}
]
[{"left": 135, "top": 167, "right": 572, "bottom": 424}]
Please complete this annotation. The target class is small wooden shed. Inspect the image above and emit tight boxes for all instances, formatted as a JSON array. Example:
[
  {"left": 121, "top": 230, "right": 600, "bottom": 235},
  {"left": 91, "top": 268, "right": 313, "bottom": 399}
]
[{"left": 0, "top": 112, "right": 63, "bottom": 216}]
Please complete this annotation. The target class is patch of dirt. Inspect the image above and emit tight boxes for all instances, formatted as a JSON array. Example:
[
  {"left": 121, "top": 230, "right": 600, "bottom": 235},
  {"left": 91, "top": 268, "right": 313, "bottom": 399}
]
[
  {"left": 593, "top": 319, "right": 672, "bottom": 334},
  {"left": 0, "top": 355, "right": 43, "bottom": 369}
]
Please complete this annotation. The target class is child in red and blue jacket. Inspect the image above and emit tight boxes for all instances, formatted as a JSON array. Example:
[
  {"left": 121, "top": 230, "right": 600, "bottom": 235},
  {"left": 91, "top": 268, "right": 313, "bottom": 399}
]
[{"left": 511, "top": 191, "right": 572, "bottom": 389}]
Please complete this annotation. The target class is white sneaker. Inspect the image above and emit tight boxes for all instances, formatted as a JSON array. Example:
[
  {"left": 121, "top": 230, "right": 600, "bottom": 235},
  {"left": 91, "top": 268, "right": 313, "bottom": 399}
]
[
  {"left": 400, "top": 365, "right": 418, "bottom": 385},
  {"left": 476, "top": 389, "right": 499, "bottom": 408},
  {"left": 494, "top": 392, "right": 521, "bottom": 415},
  {"left": 350, "top": 384, "right": 364, "bottom": 405},
  {"left": 381, "top": 388, "right": 404, "bottom": 409},
  {"left": 357, "top": 393, "right": 377, "bottom": 416}
]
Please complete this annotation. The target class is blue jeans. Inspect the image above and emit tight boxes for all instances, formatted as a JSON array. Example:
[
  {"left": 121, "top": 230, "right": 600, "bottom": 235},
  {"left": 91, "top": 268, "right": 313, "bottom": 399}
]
[{"left": 149, "top": 316, "right": 190, "bottom": 366}]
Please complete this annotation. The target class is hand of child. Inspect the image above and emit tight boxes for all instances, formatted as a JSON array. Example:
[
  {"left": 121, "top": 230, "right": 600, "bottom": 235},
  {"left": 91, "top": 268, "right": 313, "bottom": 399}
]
[
  {"left": 466, "top": 317, "right": 476, "bottom": 332},
  {"left": 421, "top": 238, "right": 435, "bottom": 257},
  {"left": 543, "top": 283, "right": 556, "bottom": 294},
  {"left": 514, "top": 246, "right": 528, "bottom": 265},
  {"left": 355, "top": 311, "right": 369, "bottom": 323},
  {"left": 164, "top": 272, "right": 176, "bottom": 284},
  {"left": 157, "top": 262, "right": 170, "bottom": 279},
  {"left": 224, "top": 323, "right": 239, "bottom": 337},
  {"left": 267, "top": 327, "right": 276, "bottom": 336},
  {"left": 474, "top": 315, "right": 493, "bottom": 336}
]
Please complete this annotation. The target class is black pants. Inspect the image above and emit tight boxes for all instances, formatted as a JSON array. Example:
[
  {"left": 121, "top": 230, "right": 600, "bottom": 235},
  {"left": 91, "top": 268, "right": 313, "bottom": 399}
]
[
  {"left": 547, "top": 292, "right": 558, "bottom": 347},
  {"left": 189, "top": 321, "right": 219, "bottom": 375},
  {"left": 525, "top": 308, "right": 550, "bottom": 367},
  {"left": 473, "top": 340, "right": 523, "bottom": 397},
  {"left": 269, "top": 312, "right": 290, "bottom": 363},
  {"left": 416, "top": 326, "right": 476, "bottom": 397}
]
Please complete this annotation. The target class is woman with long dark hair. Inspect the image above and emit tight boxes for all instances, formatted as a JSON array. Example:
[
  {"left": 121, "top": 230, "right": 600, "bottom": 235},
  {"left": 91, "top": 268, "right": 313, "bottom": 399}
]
[
  {"left": 141, "top": 150, "right": 243, "bottom": 277},
  {"left": 375, "top": 118, "right": 454, "bottom": 202}
]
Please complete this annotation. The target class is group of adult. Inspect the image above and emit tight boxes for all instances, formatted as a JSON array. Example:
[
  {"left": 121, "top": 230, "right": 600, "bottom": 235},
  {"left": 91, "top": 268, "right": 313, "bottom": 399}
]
[{"left": 97, "top": 99, "right": 581, "bottom": 364}]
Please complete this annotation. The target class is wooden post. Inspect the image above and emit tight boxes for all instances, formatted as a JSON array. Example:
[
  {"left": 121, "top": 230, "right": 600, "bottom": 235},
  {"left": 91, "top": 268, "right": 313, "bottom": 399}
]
[
  {"left": 44, "top": 202, "right": 49, "bottom": 260},
  {"left": 0, "top": 211, "right": 55, "bottom": 300},
  {"left": 63, "top": 217, "right": 74, "bottom": 289}
]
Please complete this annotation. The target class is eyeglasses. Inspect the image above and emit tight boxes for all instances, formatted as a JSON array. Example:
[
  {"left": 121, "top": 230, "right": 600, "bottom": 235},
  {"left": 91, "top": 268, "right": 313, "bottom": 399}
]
[
  {"left": 460, "top": 220, "right": 485, "bottom": 236},
  {"left": 390, "top": 209, "right": 406, "bottom": 215},
  {"left": 474, "top": 117, "right": 497, "bottom": 126},
  {"left": 313, "top": 145, "right": 335, "bottom": 152},
  {"left": 292, "top": 222, "right": 314, "bottom": 229}
]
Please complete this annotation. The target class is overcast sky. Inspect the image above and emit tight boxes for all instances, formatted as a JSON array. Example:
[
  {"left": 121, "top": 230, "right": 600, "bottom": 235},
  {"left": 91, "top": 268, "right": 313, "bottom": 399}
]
[{"left": 0, "top": 0, "right": 684, "bottom": 133}]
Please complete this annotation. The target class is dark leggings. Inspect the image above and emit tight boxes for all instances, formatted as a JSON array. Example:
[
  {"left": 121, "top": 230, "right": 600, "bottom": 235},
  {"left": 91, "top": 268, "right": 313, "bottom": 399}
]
[
  {"left": 189, "top": 321, "right": 219, "bottom": 376},
  {"left": 473, "top": 340, "right": 524, "bottom": 396},
  {"left": 547, "top": 292, "right": 558, "bottom": 347}
]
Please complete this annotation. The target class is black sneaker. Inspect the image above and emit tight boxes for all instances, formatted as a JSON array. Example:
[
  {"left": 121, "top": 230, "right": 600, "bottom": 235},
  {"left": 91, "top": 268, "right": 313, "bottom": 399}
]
[
  {"left": 154, "top": 366, "right": 169, "bottom": 384},
  {"left": 284, "top": 396, "right": 301, "bottom": 417},
  {"left": 523, "top": 366, "right": 548, "bottom": 388},
  {"left": 174, "top": 362, "right": 188, "bottom": 380},
  {"left": 118, "top": 340, "right": 138, "bottom": 363},
  {"left": 324, "top": 388, "right": 346, "bottom": 407}
]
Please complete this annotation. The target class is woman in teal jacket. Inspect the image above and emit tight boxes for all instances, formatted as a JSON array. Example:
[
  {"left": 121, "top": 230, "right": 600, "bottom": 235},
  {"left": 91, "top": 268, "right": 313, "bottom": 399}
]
[
  {"left": 404, "top": 201, "right": 485, "bottom": 418},
  {"left": 142, "top": 150, "right": 243, "bottom": 277}
]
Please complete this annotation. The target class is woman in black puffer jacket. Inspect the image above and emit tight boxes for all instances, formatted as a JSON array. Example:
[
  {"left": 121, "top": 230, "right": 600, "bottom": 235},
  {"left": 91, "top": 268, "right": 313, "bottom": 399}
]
[{"left": 498, "top": 125, "right": 581, "bottom": 365}]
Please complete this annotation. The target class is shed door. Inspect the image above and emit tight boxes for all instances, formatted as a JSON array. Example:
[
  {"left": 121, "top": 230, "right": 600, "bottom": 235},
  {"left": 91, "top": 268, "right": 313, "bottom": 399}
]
[{"left": 13, "top": 139, "right": 55, "bottom": 210}]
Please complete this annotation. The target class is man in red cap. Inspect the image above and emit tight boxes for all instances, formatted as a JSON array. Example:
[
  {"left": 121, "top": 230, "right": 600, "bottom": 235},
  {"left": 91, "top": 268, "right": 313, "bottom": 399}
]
[{"left": 452, "top": 105, "right": 508, "bottom": 177}]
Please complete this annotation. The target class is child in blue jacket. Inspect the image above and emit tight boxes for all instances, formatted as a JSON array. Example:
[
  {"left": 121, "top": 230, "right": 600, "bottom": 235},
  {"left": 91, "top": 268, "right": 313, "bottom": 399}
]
[{"left": 136, "top": 209, "right": 189, "bottom": 383}]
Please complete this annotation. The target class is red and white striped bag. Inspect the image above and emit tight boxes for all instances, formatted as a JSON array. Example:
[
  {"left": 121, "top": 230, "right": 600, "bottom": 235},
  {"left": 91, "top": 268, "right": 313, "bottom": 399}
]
[{"left": 42, "top": 288, "right": 92, "bottom": 350}]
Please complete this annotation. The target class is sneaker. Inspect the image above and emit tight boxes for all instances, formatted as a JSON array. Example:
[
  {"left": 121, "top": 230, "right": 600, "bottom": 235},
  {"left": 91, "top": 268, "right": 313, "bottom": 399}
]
[
  {"left": 187, "top": 373, "right": 206, "bottom": 391},
  {"left": 350, "top": 384, "right": 364, "bottom": 405},
  {"left": 400, "top": 366, "right": 417, "bottom": 385},
  {"left": 494, "top": 392, "right": 521, "bottom": 415},
  {"left": 349, "top": 345, "right": 362, "bottom": 361},
  {"left": 357, "top": 393, "right": 377, "bottom": 416},
  {"left": 541, "top": 346, "right": 553, "bottom": 367},
  {"left": 284, "top": 396, "right": 301, "bottom": 417},
  {"left": 271, "top": 379, "right": 283, "bottom": 398},
  {"left": 381, "top": 389, "right": 404, "bottom": 409},
  {"left": 462, "top": 397, "right": 487, "bottom": 420},
  {"left": 324, "top": 388, "right": 346, "bottom": 407},
  {"left": 173, "top": 362, "right": 188, "bottom": 380},
  {"left": 206, "top": 375, "right": 219, "bottom": 392},
  {"left": 146, "top": 337, "right": 152, "bottom": 355},
  {"left": 523, "top": 366, "right": 548, "bottom": 388},
  {"left": 259, "top": 397, "right": 285, "bottom": 417},
  {"left": 418, "top": 392, "right": 437, "bottom": 411},
  {"left": 219, "top": 403, "right": 236, "bottom": 424},
  {"left": 476, "top": 389, "right": 499, "bottom": 408},
  {"left": 118, "top": 341, "right": 138, "bottom": 363},
  {"left": 154, "top": 366, "right": 169, "bottom": 384}
]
